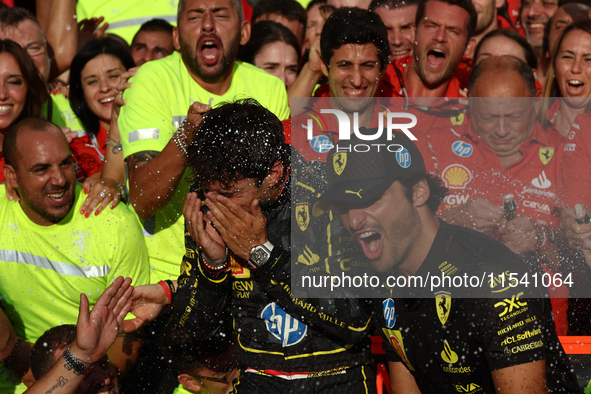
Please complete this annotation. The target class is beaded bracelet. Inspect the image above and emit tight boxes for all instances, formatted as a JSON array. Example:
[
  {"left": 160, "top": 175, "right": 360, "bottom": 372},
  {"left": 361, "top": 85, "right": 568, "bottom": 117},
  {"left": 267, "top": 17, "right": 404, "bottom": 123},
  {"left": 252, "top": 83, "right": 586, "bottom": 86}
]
[
  {"left": 63, "top": 347, "right": 93, "bottom": 375},
  {"left": 201, "top": 247, "right": 229, "bottom": 271},
  {"left": 172, "top": 120, "right": 188, "bottom": 157}
]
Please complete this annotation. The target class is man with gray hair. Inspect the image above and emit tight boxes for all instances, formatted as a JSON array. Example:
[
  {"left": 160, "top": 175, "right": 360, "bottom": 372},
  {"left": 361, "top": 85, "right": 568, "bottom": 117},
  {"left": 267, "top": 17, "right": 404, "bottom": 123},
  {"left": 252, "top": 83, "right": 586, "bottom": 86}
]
[{"left": 419, "top": 56, "right": 572, "bottom": 335}]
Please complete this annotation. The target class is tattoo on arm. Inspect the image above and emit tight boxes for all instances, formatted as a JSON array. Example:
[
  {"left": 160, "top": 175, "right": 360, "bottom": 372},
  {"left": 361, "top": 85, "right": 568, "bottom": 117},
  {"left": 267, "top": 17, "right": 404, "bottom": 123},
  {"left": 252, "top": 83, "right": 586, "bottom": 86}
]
[
  {"left": 44, "top": 376, "right": 68, "bottom": 393},
  {"left": 126, "top": 150, "right": 159, "bottom": 177}
]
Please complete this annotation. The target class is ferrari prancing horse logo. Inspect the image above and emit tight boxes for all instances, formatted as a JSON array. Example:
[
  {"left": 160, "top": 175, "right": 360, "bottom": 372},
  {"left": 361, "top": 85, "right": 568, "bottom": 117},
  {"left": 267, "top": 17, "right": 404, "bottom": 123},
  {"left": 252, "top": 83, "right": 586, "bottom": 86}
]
[
  {"left": 435, "top": 291, "right": 451, "bottom": 325},
  {"left": 295, "top": 203, "right": 310, "bottom": 231},
  {"left": 333, "top": 152, "right": 347, "bottom": 176}
]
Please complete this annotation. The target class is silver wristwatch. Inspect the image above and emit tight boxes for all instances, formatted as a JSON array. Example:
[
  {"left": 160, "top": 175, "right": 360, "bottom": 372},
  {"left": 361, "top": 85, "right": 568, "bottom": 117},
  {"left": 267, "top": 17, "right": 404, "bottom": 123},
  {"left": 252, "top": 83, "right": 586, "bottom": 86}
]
[{"left": 248, "top": 241, "right": 274, "bottom": 269}]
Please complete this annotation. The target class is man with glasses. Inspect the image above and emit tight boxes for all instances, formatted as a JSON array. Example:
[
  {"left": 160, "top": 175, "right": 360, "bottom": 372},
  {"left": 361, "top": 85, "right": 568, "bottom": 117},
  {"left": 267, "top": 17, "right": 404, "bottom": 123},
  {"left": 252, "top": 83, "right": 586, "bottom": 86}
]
[{"left": 0, "top": 7, "right": 84, "bottom": 138}]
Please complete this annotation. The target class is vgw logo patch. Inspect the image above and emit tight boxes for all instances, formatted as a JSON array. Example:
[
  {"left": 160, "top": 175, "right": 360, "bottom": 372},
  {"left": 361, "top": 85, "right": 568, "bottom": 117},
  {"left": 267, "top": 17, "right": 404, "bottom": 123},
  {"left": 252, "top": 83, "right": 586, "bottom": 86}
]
[{"left": 261, "top": 303, "right": 307, "bottom": 347}]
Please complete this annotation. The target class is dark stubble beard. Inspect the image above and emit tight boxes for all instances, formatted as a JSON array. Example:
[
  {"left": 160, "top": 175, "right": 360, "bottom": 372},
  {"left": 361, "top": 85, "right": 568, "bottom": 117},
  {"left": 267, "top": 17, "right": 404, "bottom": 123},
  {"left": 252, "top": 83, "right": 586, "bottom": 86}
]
[{"left": 179, "top": 32, "right": 241, "bottom": 83}]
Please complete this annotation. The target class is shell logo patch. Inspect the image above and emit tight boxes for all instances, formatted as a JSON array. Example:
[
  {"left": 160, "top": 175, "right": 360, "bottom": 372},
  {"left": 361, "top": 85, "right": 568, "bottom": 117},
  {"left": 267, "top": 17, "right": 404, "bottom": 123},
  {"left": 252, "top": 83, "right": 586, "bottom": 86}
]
[
  {"left": 442, "top": 164, "right": 472, "bottom": 189},
  {"left": 382, "top": 328, "right": 415, "bottom": 371}
]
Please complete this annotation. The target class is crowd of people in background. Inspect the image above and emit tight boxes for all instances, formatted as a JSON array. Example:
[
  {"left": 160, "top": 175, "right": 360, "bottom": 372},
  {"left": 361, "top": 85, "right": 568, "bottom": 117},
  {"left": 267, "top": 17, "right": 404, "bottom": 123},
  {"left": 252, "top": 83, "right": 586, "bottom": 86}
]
[{"left": 0, "top": 0, "right": 591, "bottom": 392}]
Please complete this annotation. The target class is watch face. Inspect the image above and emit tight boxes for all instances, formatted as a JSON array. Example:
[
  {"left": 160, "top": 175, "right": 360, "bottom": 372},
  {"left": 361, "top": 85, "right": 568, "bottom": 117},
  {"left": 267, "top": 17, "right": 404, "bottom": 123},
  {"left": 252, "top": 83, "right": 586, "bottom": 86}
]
[
  {"left": 251, "top": 249, "right": 267, "bottom": 264},
  {"left": 250, "top": 246, "right": 270, "bottom": 267}
]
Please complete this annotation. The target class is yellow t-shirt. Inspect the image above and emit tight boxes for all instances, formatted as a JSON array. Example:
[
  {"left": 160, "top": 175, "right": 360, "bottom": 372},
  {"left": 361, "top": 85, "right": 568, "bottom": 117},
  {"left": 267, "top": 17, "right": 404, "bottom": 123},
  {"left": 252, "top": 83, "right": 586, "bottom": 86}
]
[
  {"left": 119, "top": 51, "right": 289, "bottom": 283},
  {"left": 0, "top": 185, "right": 150, "bottom": 393},
  {"left": 76, "top": 0, "right": 178, "bottom": 45},
  {"left": 173, "top": 383, "right": 204, "bottom": 394},
  {"left": 43, "top": 92, "right": 86, "bottom": 137}
]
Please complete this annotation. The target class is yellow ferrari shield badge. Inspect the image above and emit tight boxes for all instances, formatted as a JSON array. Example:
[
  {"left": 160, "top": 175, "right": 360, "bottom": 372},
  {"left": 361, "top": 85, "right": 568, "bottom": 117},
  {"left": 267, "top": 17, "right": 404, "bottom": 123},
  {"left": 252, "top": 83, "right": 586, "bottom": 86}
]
[
  {"left": 435, "top": 291, "right": 451, "bottom": 325},
  {"left": 333, "top": 152, "right": 347, "bottom": 175},
  {"left": 539, "top": 147, "right": 555, "bottom": 165},
  {"left": 295, "top": 203, "right": 310, "bottom": 231}
]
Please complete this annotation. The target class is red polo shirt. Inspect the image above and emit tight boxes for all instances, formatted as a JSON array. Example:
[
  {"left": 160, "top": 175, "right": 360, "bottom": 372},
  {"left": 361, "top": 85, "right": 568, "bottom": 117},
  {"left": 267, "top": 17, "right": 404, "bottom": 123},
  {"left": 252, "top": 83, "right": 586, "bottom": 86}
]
[
  {"left": 70, "top": 125, "right": 108, "bottom": 182},
  {"left": 285, "top": 99, "right": 385, "bottom": 162},
  {"left": 562, "top": 113, "right": 591, "bottom": 208},
  {"left": 422, "top": 121, "right": 569, "bottom": 334}
]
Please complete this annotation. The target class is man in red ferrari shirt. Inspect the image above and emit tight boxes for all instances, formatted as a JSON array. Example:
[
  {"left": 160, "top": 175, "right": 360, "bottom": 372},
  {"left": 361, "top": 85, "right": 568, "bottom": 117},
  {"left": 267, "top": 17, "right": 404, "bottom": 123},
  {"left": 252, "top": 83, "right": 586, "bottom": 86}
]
[
  {"left": 421, "top": 55, "right": 569, "bottom": 334},
  {"left": 286, "top": 7, "right": 391, "bottom": 162},
  {"left": 378, "top": 0, "right": 477, "bottom": 137},
  {"left": 382, "top": 0, "right": 476, "bottom": 98}
]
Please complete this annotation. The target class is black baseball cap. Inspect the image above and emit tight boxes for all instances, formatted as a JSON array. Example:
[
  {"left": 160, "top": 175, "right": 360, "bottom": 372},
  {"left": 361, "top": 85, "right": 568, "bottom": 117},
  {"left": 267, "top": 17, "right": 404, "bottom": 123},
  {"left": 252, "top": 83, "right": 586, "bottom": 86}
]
[{"left": 312, "top": 129, "right": 426, "bottom": 216}]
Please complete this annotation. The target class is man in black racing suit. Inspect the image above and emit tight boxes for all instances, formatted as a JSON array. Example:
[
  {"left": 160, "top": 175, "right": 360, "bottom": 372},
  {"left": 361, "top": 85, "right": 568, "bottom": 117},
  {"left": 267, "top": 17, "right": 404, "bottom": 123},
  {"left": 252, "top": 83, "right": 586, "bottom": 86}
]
[{"left": 171, "top": 99, "right": 375, "bottom": 393}]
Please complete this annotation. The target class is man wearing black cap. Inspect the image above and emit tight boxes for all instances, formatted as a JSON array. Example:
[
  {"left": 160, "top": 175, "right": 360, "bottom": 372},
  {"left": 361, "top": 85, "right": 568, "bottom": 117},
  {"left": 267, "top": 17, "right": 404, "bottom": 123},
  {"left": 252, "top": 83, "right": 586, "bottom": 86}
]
[{"left": 314, "top": 131, "right": 581, "bottom": 393}]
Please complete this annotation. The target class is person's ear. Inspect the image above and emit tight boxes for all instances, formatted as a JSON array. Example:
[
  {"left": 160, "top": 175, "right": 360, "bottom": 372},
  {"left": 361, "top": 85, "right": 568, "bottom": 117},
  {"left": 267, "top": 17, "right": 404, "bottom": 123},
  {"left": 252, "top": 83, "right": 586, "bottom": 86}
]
[
  {"left": 463, "top": 37, "right": 476, "bottom": 59},
  {"left": 265, "top": 161, "right": 284, "bottom": 189},
  {"left": 495, "top": 0, "right": 505, "bottom": 10},
  {"left": 3, "top": 164, "right": 18, "bottom": 189},
  {"left": 173, "top": 26, "right": 181, "bottom": 51},
  {"left": 178, "top": 374, "right": 201, "bottom": 392},
  {"left": 240, "top": 20, "right": 251, "bottom": 46},
  {"left": 320, "top": 59, "right": 329, "bottom": 77},
  {"left": 413, "top": 178, "right": 430, "bottom": 208}
]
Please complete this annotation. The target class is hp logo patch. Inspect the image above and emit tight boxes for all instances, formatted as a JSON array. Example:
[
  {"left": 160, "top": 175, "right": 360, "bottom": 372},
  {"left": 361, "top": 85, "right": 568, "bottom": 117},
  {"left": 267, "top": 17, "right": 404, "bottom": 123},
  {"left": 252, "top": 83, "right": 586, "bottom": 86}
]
[
  {"left": 452, "top": 141, "right": 473, "bottom": 158},
  {"left": 310, "top": 135, "right": 334, "bottom": 153},
  {"left": 396, "top": 147, "right": 411, "bottom": 168},
  {"left": 261, "top": 302, "right": 307, "bottom": 347},
  {"left": 382, "top": 298, "right": 396, "bottom": 329}
]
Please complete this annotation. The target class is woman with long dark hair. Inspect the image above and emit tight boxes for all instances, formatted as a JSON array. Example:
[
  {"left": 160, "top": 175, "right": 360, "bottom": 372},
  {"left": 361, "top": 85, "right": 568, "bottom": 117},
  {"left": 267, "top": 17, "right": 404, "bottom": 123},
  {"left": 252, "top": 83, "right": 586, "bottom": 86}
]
[
  {"left": 69, "top": 38, "right": 135, "bottom": 182},
  {"left": 0, "top": 39, "right": 48, "bottom": 182}
]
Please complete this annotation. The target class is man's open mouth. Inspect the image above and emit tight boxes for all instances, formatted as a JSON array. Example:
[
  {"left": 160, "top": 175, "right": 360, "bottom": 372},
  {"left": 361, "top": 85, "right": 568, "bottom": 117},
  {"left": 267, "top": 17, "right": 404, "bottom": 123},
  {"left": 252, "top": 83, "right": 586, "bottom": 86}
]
[
  {"left": 357, "top": 230, "right": 383, "bottom": 260},
  {"left": 427, "top": 48, "right": 446, "bottom": 69},
  {"left": 199, "top": 38, "right": 221, "bottom": 65}
]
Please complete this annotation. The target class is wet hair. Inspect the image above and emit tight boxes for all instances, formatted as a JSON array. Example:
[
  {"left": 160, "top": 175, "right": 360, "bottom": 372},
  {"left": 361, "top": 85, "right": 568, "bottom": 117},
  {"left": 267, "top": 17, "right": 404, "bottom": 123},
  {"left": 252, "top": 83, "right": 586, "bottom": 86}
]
[
  {"left": 186, "top": 98, "right": 290, "bottom": 189},
  {"left": 320, "top": 7, "right": 389, "bottom": 72},
  {"left": 239, "top": 21, "right": 301, "bottom": 65},
  {"left": 399, "top": 173, "right": 448, "bottom": 213},
  {"left": 369, "top": 0, "right": 420, "bottom": 12},
  {"left": 0, "top": 7, "right": 43, "bottom": 35},
  {"left": 3, "top": 118, "right": 61, "bottom": 168},
  {"left": 252, "top": 0, "right": 307, "bottom": 36},
  {"left": 540, "top": 20, "right": 591, "bottom": 127},
  {"left": 132, "top": 18, "right": 174, "bottom": 44},
  {"left": 160, "top": 319, "right": 235, "bottom": 377},
  {"left": 178, "top": 0, "right": 244, "bottom": 22},
  {"left": 543, "top": 3, "right": 590, "bottom": 56},
  {"left": 474, "top": 29, "right": 537, "bottom": 70},
  {"left": 415, "top": 0, "right": 477, "bottom": 39},
  {"left": 307, "top": 0, "right": 328, "bottom": 9},
  {"left": 0, "top": 39, "right": 47, "bottom": 127},
  {"left": 69, "top": 38, "right": 135, "bottom": 135},
  {"left": 30, "top": 325, "right": 76, "bottom": 380},
  {"left": 468, "top": 55, "right": 537, "bottom": 97}
]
